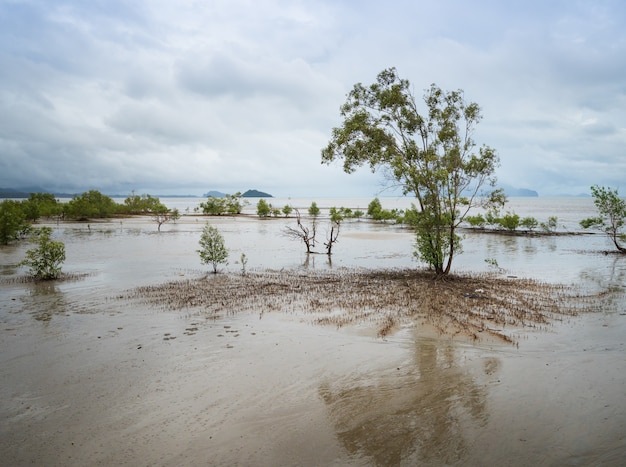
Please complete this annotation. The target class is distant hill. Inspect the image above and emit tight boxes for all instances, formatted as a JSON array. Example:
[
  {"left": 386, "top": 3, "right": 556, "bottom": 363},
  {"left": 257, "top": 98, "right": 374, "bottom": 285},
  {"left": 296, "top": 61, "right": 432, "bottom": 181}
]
[
  {"left": 0, "top": 186, "right": 78, "bottom": 198},
  {"left": 242, "top": 189, "right": 273, "bottom": 198},
  {"left": 502, "top": 186, "right": 538, "bottom": 197},
  {"left": 202, "top": 191, "right": 227, "bottom": 198}
]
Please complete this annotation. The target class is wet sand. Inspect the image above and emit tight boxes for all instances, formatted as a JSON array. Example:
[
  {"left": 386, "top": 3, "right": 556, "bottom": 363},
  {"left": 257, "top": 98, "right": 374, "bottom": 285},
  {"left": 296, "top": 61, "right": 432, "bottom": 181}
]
[{"left": 1, "top": 217, "right": 625, "bottom": 465}]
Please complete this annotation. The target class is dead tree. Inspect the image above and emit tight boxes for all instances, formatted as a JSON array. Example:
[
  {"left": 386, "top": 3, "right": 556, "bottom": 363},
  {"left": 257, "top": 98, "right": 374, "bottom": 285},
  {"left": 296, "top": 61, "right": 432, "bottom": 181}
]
[
  {"left": 324, "top": 220, "right": 340, "bottom": 255},
  {"left": 283, "top": 209, "right": 317, "bottom": 253}
]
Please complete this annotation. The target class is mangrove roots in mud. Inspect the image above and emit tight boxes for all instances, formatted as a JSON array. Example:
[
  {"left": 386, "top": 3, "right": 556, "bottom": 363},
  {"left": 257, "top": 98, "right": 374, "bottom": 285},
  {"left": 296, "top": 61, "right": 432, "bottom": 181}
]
[{"left": 124, "top": 268, "right": 621, "bottom": 344}]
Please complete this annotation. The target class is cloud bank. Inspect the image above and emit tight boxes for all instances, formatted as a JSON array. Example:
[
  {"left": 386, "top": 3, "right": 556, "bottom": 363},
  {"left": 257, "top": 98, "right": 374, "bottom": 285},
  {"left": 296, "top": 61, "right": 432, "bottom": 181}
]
[{"left": 1, "top": 0, "right": 625, "bottom": 196}]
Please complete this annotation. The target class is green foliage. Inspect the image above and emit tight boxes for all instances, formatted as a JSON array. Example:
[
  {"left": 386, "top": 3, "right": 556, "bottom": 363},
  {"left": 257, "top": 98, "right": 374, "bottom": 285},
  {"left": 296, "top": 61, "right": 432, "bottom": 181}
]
[
  {"left": 329, "top": 207, "right": 344, "bottom": 223},
  {"left": 197, "top": 223, "right": 228, "bottom": 273},
  {"left": 484, "top": 257, "right": 499, "bottom": 269},
  {"left": 170, "top": 208, "right": 180, "bottom": 223},
  {"left": 256, "top": 199, "right": 271, "bottom": 218},
  {"left": 465, "top": 214, "right": 486, "bottom": 228},
  {"left": 540, "top": 216, "right": 558, "bottom": 233},
  {"left": 497, "top": 212, "right": 520, "bottom": 231},
  {"left": 322, "top": 68, "right": 501, "bottom": 275},
  {"left": 122, "top": 192, "right": 163, "bottom": 214},
  {"left": 397, "top": 205, "right": 420, "bottom": 226},
  {"left": 66, "top": 190, "right": 118, "bottom": 219},
  {"left": 367, "top": 198, "right": 382, "bottom": 217},
  {"left": 581, "top": 185, "right": 626, "bottom": 252},
  {"left": 485, "top": 208, "right": 501, "bottom": 227},
  {"left": 151, "top": 203, "right": 174, "bottom": 231},
  {"left": 367, "top": 198, "right": 398, "bottom": 222},
  {"left": 21, "top": 193, "right": 61, "bottom": 221},
  {"left": 341, "top": 207, "right": 352, "bottom": 217},
  {"left": 520, "top": 216, "right": 538, "bottom": 231},
  {"left": 308, "top": 201, "right": 320, "bottom": 217},
  {"left": 0, "top": 200, "right": 30, "bottom": 245},
  {"left": 225, "top": 193, "right": 244, "bottom": 214},
  {"left": 200, "top": 192, "right": 244, "bottom": 216},
  {"left": 20, "top": 227, "right": 66, "bottom": 280},
  {"left": 282, "top": 205, "right": 293, "bottom": 217},
  {"left": 200, "top": 197, "right": 227, "bottom": 215}
]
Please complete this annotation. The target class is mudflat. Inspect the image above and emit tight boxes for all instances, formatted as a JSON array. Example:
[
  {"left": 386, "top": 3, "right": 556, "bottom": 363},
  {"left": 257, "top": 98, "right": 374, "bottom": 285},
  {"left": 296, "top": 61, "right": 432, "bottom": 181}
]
[{"left": 1, "top": 217, "right": 625, "bottom": 465}]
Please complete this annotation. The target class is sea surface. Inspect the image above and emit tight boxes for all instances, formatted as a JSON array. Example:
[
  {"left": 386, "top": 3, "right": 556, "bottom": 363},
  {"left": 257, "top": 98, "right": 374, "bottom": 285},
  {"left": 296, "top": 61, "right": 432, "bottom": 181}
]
[{"left": 156, "top": 196, "right": 618, "bottom": 287}]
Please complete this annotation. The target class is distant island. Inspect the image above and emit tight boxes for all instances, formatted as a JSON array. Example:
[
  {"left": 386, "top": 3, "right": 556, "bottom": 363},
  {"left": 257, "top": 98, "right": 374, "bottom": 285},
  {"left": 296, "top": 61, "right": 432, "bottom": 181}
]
[
  {"left": 502, "top": 186, "right": 539, "bottom": 197},
  {"left": 0, "top": 186, "right": 78, "bottom": 198},
  {"left": 1, "top": 186, "right": 275, "bottom": 199},
  {"left": 202, "top": 189, "right": 273, "bottom": 198},
  {"left": 242, "top": 189, "right": 272, "bottom": 198},
  {"left": 202, "top": 190, "right": 226, "bottom": 198}
]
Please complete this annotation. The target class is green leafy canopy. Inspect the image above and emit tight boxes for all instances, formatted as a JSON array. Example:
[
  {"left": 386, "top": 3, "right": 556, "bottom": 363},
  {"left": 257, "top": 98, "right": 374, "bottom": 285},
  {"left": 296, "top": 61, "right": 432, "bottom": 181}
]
[{"left": 322, "top": 68, "right": 503, "bottom": 275}]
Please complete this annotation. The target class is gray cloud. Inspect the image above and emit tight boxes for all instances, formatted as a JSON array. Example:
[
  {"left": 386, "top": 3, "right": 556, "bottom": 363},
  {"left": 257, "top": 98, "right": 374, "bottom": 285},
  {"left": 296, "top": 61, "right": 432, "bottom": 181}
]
[{"left": 1, "top": 0, "right": 625, "bottom": 197}]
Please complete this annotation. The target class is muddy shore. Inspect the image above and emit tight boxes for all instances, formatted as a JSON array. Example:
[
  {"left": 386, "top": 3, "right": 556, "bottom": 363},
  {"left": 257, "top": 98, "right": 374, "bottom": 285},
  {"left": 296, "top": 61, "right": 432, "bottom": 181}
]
[{"left": 1, "top": 217, "right": 625, "bottom": 465}]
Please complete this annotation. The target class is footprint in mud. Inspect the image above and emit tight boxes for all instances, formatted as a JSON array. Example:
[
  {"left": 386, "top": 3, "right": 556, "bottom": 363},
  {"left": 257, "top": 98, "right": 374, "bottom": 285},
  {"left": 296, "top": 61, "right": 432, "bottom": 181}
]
[{"left": 163, "top": 333, "right": 177, "bottom": 341}]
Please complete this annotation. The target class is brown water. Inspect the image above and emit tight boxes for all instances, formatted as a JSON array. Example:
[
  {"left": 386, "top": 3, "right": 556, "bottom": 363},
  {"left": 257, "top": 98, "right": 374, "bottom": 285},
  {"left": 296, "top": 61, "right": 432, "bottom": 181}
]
[{"left": 1, "top": 213, "right": 625, "bottom": 466}]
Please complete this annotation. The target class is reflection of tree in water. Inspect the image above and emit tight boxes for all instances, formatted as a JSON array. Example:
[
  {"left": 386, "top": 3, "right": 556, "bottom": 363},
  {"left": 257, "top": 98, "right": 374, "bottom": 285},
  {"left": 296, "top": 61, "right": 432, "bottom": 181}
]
[
  {"left": 579, "top": 255, "right": 626, "bottom": 298},
  {"left": 24, "top": 282, "right": 69, "bottom": 322},
  {"left": 319, "top": 338, "right": 490, "bottom": 465}
]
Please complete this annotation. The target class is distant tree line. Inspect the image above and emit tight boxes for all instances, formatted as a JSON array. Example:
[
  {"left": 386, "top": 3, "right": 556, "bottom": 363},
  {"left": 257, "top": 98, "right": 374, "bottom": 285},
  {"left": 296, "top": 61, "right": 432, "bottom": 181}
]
[{"left": 0, "top": 189, "right": 182, "bottom": 244}]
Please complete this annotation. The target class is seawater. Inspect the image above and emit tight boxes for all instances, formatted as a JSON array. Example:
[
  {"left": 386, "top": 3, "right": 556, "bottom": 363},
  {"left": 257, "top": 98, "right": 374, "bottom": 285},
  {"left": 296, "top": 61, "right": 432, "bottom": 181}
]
[
  {"left": 160, "top": 196, "right": 597, "bottom": 232},
  {"left": 8, "top": 196, "right": 621, "bottom": 290}
]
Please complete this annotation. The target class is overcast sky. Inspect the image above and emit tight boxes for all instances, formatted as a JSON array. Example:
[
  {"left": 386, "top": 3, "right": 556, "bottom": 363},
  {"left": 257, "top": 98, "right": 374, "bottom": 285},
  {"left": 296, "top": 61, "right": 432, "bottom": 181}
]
[{"left": 1, "top": 0, "right": 625, "bottom": 197}]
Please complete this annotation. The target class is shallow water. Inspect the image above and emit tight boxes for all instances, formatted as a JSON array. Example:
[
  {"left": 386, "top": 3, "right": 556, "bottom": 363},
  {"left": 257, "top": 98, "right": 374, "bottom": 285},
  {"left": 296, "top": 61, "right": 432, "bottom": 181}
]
[{"left": 1, "top": 203, "right": 625, "bottom": 466}]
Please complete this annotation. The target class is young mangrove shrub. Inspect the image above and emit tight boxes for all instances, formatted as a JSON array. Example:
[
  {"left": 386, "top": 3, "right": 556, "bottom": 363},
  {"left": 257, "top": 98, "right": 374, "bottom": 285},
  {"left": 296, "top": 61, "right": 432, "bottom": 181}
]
[
  {"left": 20, "top": 227, "right": 66, "bottom": 280},
  {"left": 0, "top": 200, "right": 30, "bottom": 245},
  {"left": 580, "top": 185, "right": 626, "bottom": 252},
  {"left": 240, "top": 253, "right": 248, "bottom": 275},
  {"left": 465, "top": 214, "right": 486, "bottom": 228},
  {"left": 198, "top": 223, "right": 229, "bottom": 273},
  {"left": 200, "top": 193, "right": 244, "bottom": 216},
  {"left": 339, "top": 207, "right": 353, "bottom": 219},
  {"left": 520, "top": 216, "right": 538, "bottom": 231},
  {"left": 282, "top": 205, "right": 293, "bottom": 217},
  {"left": 200, "top": 196, "right": 227, "bottom": 215},
  {"left": 484, "top": 257, "right": 500, "bottom": 269},
  {"left": 367, "top": 198, "right": 397, "bottom": 222},
  {"left": 308, "top": 202, "right": 320, "bottom": 218},
  {"left": 497, "top": 212, "right": 520, "bottom": 231},
  {"left": 395, "top": 205, "right": 420, "bottom": 226},
  {"left": 21, "top": 193, "right": 61, "bottom": 222},
  {"left": 540, "top": 216, "right": 558, "bottom": 233},
  {"left": 151, "top": 203, "right": 175, "bottom": 231},
  {"left": 122, "top": 192, "right": 163, "bottom": 214},
  {"left": 256, "top": 199, "right": 271, "bottom": 218},
  {"left": 66, "top": 190, "right": 118, "bottom": 219}
]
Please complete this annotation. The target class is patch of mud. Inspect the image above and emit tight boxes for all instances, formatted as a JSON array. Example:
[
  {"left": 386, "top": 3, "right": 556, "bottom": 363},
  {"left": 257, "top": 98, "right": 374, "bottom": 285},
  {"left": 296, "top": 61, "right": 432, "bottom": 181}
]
[
  {"left": 0, "top": 272, "right": 92, "bottom": 284},
  {"left": 125, "top": 268, "right": 621, "bottom": 344}
]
